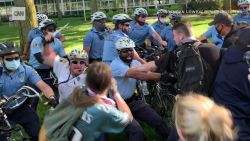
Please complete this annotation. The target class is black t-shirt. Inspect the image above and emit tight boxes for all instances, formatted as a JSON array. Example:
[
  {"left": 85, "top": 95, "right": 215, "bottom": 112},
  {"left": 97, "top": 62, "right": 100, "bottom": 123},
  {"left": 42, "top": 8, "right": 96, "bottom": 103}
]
[{"left": 222, "top": 23, "right": 249, "bottom": 48}]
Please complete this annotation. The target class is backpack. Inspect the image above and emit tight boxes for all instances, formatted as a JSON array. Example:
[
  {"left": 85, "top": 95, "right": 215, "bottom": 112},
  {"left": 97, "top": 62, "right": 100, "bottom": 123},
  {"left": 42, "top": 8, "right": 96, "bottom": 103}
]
[
  {"left": 173, "top": 41, "right": 214, "bottom": 95},
  {"left": 39, "top": 95, "right": 84, "bottom": 141}
]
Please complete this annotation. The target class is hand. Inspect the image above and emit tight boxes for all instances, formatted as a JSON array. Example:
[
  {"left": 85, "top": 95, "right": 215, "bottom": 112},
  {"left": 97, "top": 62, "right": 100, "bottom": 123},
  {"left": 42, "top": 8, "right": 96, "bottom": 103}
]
[
  {"left": 160, "top": 40, "right": 167, "bottom": 47},
  {"left": 21, "top": 54, "right": 28, "bottom": 63},
  {"left": 42, "top": 32, "right": 54, "bottom": 45},
  {"left": 248, "top": 68, "right": 250, "bottom": 81},
  {"left": 110, "top": 78, "right": 118, "bottom": 95},
  {"left": 48, "top": 96, "right": 58, "bottom": 108},
  {"left": 107, "top": 25, "right": 113, "bottom": 32}
]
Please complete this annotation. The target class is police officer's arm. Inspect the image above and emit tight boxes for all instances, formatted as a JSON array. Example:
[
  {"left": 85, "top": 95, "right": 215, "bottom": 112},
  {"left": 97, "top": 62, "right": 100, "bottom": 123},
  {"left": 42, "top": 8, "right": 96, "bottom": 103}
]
[
  {"left": 35, "top": 80, "right": 55, "bottom": 99},
  {"left": 83, "top": 31, "right": 93, "bottom": 53},
  {"left": 152, "top": 32, "right": 167, "bottom": 47},
  {"left": 23, "top": 41, "right": 31, "bottom": 57},
  {"left": 125, "top": 68, "right": 160, "bottom": 81},
  {"left": 59, "top": 35, "right": 65, "bottom": 42},
  {"left": 132, "top": 61, "right": 158, "bottom": 72},
  {"left": 133, "top": 52, "right": 146, "bottom": 64},
  {"left": 198, "top": 34, "right": 207, "bottom": 42}
]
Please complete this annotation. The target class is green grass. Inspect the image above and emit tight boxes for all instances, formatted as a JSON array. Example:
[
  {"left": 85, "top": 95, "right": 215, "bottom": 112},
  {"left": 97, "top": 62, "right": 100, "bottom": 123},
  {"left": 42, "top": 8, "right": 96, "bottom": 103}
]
[{"left": 0, "top": 15, "right": 213, "bottom": 141}]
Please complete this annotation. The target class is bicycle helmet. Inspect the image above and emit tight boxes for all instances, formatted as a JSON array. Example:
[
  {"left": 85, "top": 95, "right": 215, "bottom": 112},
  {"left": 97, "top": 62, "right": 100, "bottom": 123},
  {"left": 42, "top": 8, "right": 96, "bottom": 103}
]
[
  {"left": 115, "top": 37, "right": 135, "bottom": 50},
  {"left": 112, "top": 14, "right": 132, "bottom": 24},
  {"left": 37, "top": 13, "right": 48, "bottom": 23},
  {"left": 238, "top": 0, "right": 250, "bottom": 5},
  {"left": 38, "top": 19, "right": 56, "bottom": 30},
  {"left": 0, "top": 42, "right": 20, "bottom": 57},
  {"left": 169, "top": 12, "right": 182, "bottom": 22},
  {"left": 157, "top": 9, "right": 168, "bottom": 16},
  {"left": 68, "top": 49, "right": 88, "bottom": 59},
  {"left": 133, "top": 8, "right": 148, "bottom": 16},
  {"left": 91, "top": 11, "right": 107, "bottom": 23}
]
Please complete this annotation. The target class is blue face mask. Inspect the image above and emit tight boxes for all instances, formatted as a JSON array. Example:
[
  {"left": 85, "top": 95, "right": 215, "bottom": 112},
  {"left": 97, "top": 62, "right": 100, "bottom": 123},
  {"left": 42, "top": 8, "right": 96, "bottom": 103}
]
[{"left": 4, "top": 59, "right": 21, "bottom": 71}]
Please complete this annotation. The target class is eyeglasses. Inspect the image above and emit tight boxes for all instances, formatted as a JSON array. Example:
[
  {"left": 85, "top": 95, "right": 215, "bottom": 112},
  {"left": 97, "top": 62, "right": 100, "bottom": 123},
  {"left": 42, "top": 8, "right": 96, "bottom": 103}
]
[
  {"left": 5, "top": 57, "right": 20, "bottom": 61},
  {"left": 120, "top": 48, "right": 133, "bottom": 53},
  {"left": 160, "top": 15, "right": 166, "bottom": 18},
  {"left": 96, "top": 19, "right": 106, "bottom": 24},
  {"left": 46, "top": 27, "right": 55, "bottom": 32},
  {"left": 71, "top": 60, "right": 86, "bottom": 65},
  {"left": 124, "top": 23, "right": 130, "bottom": 27}
]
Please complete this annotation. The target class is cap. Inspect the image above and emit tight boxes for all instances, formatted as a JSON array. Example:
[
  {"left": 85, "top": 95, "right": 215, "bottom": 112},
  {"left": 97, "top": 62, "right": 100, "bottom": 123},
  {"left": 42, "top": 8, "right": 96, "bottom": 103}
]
[{"left": 209, "top": 11, "right": 233, "bottom": 26}]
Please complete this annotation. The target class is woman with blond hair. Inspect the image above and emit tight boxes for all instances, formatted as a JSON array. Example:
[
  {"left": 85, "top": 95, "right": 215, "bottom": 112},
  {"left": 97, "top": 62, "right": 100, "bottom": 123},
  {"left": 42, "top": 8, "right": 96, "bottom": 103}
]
[{"left": 174, "top": 93, "right": 236, "bottom": 141}]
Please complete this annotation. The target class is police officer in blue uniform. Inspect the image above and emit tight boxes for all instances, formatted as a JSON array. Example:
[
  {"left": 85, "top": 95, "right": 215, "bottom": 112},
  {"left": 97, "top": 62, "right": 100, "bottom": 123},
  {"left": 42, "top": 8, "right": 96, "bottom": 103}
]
[
  {"left": 149, "top": 9, "right": 169, "bottom": 47},
  {"left": 199, "top": 26, "right": 224, "bottom": 48},
  {"left": 102, "top": 14, "right": 145, "bottom": 65},
  {"left": 0, "top": 42, "right": 57, "bottom": 141},
  {"left": 212, "top": 27, "right": 250, "bottom": 141},
  {"left": 128, "top": 8, "right": 167, "bottom": 48},
  {"left": 234, "top": 0, "right": 250, "bottom": 24},
  {"left": 110, "top": 37, "right": 169, "bottom": 141},
  {"left": 22, "top": 14, "right": 64, "bottom": 61},
  {"left": 83, "top": 11, "right": 111, "bottom": 63}
]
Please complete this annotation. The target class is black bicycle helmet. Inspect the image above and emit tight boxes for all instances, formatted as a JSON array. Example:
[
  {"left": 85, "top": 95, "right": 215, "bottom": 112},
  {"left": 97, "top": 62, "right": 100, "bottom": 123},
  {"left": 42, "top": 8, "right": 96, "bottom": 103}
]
[{"left": 0, "top": 42, "right": 20, "bottom": 57}]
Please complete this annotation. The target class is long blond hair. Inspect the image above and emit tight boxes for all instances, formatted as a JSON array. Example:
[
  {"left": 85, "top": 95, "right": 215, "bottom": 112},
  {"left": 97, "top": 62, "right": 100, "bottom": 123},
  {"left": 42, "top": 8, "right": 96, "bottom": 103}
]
[{"left": 174, "top": 93, "right": 236, "bottom": 141}]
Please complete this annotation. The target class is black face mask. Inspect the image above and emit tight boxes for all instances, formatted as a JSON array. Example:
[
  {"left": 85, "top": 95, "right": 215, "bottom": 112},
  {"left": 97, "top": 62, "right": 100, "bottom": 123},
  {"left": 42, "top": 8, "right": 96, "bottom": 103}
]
[
  {"left": 215, "top": 25, "right": 223, "bottom": 35},
  {"left": 93, "top": 22, "right": 105, "bottom": 32}
]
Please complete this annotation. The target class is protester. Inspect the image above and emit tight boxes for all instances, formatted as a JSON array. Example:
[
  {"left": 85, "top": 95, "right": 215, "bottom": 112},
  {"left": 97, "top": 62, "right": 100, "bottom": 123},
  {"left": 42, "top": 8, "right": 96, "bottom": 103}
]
[
  {"left": 175, "top": 93, "right": 236, "bottom": 141},
  {"left": 212, "top": 27, "right": 250, "bottom": 141},
  {"left": 42, "top": 33, "right": 88, "bottom": 102}
]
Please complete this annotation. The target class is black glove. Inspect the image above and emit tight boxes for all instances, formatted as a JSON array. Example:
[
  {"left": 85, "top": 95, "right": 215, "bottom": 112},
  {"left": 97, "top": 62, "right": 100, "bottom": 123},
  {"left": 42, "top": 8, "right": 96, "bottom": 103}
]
[{"left": 48, "top": 96, "right": 58, "bottom": 108}]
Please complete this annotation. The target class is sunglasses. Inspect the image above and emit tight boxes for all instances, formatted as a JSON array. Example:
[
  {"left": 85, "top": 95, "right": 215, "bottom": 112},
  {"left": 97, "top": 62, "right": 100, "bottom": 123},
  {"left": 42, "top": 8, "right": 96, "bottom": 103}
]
[
  {"left": 5, "top": 57, "right": 20, "bottom": 61},
  {"left": 140, "top": 15, "right": 147, "bottom": 18},
  {"left": 96, "top": 19, "right": 106, "bottom": 24},
  {"left": 123, "top": 23, "right": 130, "bottom": 27},
  {"left": 71, "top": 60, "right": 86, "bottom": 65},
  {"left": 160, "top": 15, "right": 167, "bottom": 18},
  {"left": 120, "top": 48, "right": 133, "bottom": 53}
]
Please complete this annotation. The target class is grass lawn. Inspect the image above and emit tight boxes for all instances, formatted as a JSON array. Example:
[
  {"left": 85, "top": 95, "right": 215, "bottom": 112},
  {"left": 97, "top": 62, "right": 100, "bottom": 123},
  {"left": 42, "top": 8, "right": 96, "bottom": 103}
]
[{"left": 0, "top": 15, "right": 213, "bottom": 141}]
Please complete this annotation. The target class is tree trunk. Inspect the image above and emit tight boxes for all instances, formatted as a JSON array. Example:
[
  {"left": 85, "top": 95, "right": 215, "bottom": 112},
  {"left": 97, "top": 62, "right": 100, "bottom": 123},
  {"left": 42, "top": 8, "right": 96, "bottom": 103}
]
[
  {"left": 90, "top": 0, "right": 99, "bottom": 13},
  {"left": 56, "top": 0, "right": 63, "bottom": 20},
  {"left": 13, "top": 0, "right": 37, "bottom": 52}
]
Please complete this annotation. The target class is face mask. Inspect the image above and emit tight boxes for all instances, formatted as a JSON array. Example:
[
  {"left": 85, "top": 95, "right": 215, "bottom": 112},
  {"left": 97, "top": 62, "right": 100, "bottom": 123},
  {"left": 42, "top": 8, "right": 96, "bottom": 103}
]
[
  {"left": 4, "top": 59, "right": 20, "bottom": 71},
  {"left": 240, "top": 8, "right": 249, "bottom": 15},
  {"left": 215, "top": 25, "right": 223, "bottom": 35},
  {"left": 159, "top": 18, "right": 166, "bottom": 24},
  {"left": 93, "top": 22, "right": 105, "bottom": 31}
]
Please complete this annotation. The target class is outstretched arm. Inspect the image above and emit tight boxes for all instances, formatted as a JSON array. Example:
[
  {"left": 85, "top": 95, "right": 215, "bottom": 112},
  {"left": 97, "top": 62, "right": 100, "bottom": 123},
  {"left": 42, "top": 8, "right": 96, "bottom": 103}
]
[{"left": 42, "top": 33, "right": 57, "bottom": 67}]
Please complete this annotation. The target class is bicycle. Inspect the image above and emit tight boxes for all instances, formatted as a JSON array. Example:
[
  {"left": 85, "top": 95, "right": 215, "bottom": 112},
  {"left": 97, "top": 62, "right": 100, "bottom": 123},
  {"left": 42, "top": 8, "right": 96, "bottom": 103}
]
[{"left": 0, "top": 86, "right": 40, "bottom": 141}]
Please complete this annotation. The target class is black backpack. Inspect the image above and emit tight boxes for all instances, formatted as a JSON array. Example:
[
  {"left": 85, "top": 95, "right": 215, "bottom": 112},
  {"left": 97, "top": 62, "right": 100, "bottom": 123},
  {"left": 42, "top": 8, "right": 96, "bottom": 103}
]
[{"left": 173, "top": 41, "right": 213, "bottom": 95}]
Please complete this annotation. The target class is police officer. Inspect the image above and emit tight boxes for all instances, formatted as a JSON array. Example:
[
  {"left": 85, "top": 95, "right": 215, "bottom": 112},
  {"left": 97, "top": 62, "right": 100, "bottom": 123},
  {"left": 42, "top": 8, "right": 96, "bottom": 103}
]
[
  {"left": 209, "top": 11, "right": 249, "bottom": 48},
  {"left": 162, "top": 12, "right": 182, "bottom": 51},
  {"left": 29, "top": 19, "right": 66, "bottom": 109},
  {"left": 83, "top": 11, "right": 111, "bottom": 63},
  {"left": 128, "top": 8, "right": 167, "bottom": 48},
  {"left": 22, "top": 14, "right": 64, "bottom": 61},
  {"left": 102, "top": 14, "right": 145, "bottom": 65},
  {"left": 234, "top": 0, "right": 250, "bottom": 24},
  {"left": 110, "top": 37, "right": 169, "bottom": 141},
  {"left": 149, "top": 9, "right": 169, "bottom": 47},
  {"left": 198, "top": 25, "right": 224, "bottom": 48},
  {"left": 0, "top": 42, "right": 57, "bottom": 141}
]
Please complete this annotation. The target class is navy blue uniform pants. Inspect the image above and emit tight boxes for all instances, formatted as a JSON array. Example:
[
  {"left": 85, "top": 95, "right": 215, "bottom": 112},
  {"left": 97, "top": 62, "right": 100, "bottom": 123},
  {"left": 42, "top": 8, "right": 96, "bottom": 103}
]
[
  {"left": 0, "top": 104, "right": 40, "bottom": 141},
  {"left": 126, "top": 96, "right": 169, "bottom": 141}
]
